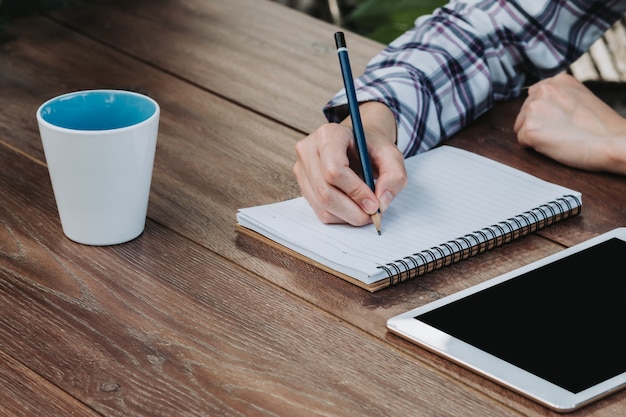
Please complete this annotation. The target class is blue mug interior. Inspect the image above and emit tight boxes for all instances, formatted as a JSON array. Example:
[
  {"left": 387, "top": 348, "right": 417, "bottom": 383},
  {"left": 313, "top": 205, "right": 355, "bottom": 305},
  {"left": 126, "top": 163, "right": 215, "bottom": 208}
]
[{"left": 40, "top": 91, "right": 157, "bottom": 130}]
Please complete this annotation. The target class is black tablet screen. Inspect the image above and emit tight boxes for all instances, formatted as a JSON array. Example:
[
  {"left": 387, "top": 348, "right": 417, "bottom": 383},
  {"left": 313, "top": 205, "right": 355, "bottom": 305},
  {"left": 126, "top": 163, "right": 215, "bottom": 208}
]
[{"left": 416, "top": 238, "right": 626, "bottom": 393}]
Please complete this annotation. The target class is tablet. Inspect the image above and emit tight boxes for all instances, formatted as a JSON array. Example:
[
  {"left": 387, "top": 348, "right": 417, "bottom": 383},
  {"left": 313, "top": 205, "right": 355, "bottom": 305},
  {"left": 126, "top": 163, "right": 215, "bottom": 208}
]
[{"left": 387, "top": 227, "right": 626, "bottom": 413}]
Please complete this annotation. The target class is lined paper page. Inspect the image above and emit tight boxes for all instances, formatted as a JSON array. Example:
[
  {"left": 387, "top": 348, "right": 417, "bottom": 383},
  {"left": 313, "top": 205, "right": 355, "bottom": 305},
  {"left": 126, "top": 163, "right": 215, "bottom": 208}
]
[{"left": 237, "top": 146, "right": 581, "bottom": 285}]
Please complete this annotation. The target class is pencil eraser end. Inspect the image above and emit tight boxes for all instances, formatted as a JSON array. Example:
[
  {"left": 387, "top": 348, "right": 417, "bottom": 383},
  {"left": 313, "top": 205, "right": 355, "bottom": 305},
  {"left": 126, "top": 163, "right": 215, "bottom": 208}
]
[{"left": 334, "top": 31, "right": 346, "bottom": 49}]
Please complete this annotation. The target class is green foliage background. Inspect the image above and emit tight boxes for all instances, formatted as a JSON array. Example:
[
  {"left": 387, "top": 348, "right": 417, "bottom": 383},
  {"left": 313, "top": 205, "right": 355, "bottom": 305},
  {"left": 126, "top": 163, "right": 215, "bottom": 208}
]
[{"left": 342, "top": 0, "right": 447, "bottom": 44}]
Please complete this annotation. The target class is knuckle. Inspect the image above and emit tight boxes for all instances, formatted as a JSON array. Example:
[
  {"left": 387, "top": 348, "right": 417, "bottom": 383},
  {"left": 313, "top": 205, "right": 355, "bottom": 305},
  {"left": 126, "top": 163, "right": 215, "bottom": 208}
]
[
  {"left": 315, "top": 183, "right": 336, "bottom": 207},
  {"left": 322, "top": 165, "right": 342, "bottom": 184},
  {"left": 294, "top": 138, "right": 309, "bottom": 158}
]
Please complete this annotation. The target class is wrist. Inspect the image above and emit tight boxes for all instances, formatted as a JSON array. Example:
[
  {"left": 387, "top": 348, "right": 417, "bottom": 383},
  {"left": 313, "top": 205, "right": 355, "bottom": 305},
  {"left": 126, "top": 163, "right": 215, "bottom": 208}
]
[
  {"left": 602, "top": 134, "right": 626, "bottom": 175},
  {"left": 340, "top": 101, "right": 397, "bottom": 146},
  {"left": 360, "top": 101, "right": 397, "bottom": 146}
]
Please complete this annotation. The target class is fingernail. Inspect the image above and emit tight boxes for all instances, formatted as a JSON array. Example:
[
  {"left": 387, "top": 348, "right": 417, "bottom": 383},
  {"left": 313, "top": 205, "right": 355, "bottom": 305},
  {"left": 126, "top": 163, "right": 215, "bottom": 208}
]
[
  {"left": 362, "top": 198, "right": 379, "bottom": 215},
  {"left": 379, "top": 191, "right": 394, "bottom": 212}
]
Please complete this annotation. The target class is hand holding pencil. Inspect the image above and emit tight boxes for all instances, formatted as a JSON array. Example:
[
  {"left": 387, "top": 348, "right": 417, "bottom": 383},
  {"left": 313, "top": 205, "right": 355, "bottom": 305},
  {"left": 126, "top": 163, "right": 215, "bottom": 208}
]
[{"left": 292, "top": 32, "right": 407, "bottom": 231}]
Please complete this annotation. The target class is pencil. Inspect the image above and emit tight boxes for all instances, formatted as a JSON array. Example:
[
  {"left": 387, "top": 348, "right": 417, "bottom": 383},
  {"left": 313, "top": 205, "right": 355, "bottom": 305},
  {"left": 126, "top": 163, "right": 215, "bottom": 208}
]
[{"left": 334, "top": 31, "right": 382, "bottom": 235}]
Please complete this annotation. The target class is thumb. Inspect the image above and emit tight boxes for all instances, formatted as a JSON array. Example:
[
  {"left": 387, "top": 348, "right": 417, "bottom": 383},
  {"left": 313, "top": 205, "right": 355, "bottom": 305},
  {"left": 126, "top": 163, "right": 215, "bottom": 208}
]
[{"left": 373, "top": 148, "right": 408, "bottom": 213}]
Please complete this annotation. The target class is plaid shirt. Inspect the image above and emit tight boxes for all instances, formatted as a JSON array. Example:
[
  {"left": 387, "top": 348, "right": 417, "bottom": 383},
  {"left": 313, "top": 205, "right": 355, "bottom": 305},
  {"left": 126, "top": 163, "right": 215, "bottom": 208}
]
[{"left": 324, "top": 0, "right": 626, "bottom": 157}]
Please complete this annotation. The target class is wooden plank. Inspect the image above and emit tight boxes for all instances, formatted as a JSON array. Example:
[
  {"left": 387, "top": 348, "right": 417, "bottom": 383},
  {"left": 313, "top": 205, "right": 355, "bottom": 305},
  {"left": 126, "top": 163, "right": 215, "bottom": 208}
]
[
  {"left": 602, "top": 21, "right": 626, "bottom": 81},
  {"left": 569, "top": 52, "right": 600, "bottom": 82},
  {"left": 588, "top": 39, "right": 621, "bottom": 82},
  {"left": 45, "top": 0, "right": 384, "bottom": 136},
  {"left": 569, "top": 16, "right": 626, "bottom": 82},
  {"left": 0, "top": 146, "right": 530, "bottom": 417},
  {"left": 0, "top": 349, "right": 100, "bottom": 417}
]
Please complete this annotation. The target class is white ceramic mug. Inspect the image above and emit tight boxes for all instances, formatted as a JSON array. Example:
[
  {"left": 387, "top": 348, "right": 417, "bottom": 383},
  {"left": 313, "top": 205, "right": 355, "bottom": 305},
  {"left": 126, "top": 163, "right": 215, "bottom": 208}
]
[{"left": 37, "top": 90, "right": 160, "bottom": 245}]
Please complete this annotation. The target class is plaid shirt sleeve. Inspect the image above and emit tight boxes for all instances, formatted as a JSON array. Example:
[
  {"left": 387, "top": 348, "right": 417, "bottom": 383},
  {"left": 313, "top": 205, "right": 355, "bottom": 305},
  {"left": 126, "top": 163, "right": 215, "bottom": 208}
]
[{"left": 324, "top": 0, "right": 626, "bottom": 157}]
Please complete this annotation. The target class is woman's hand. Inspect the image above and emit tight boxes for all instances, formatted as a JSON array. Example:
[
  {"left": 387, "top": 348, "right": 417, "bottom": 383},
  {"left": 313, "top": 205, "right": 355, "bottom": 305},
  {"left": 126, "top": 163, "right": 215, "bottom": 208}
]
[
  {"left": 293, "top": 101, "right": 407, "bottom": 225},
  {"left": 514, "top": 73, "right": 626, "bottom": 175}
]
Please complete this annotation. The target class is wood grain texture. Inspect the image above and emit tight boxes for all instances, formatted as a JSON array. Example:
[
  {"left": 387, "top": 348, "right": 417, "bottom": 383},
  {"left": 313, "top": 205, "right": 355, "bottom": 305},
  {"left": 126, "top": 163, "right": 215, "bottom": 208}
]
[
  {"left": 0, "top": 349, "right": 100, "bottom": 417},
  {"left": 1, "top": 147, "right": 529, "bottom": 417},
  {"left": 46, "top": 0, "right": 383, "bottom": 135}
]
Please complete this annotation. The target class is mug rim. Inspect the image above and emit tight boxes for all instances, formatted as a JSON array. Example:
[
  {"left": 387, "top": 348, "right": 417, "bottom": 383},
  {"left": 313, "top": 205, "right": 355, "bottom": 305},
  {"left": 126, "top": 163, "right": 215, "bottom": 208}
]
[{"left": 36, "top": 89, "right": 160, "bottom": 134}]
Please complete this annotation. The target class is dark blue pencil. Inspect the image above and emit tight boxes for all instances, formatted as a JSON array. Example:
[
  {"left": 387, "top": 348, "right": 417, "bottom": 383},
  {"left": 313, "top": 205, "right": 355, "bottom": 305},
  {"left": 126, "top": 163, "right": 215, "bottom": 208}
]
[{"left": 334, "top": 31, "right": 382, "bottom": 235}]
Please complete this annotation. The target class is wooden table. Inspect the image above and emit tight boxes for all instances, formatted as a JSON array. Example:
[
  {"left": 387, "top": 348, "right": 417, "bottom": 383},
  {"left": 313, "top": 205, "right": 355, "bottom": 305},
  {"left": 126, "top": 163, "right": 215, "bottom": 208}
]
[{"left": 1, "top": 0, "right": 625, "bottom": 415}]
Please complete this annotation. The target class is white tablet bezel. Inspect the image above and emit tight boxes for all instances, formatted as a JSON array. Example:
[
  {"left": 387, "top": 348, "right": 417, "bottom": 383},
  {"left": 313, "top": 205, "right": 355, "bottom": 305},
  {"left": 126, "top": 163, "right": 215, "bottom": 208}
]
[{"left": 387, "top": 227, "right": 626, "bottom": 413}]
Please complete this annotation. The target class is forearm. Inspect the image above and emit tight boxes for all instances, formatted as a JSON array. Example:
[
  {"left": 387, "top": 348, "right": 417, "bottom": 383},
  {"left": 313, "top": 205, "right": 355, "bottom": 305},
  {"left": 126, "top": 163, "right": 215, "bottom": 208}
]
[{"left": 325, "top": 0, "right": 626, "bottom": 158}]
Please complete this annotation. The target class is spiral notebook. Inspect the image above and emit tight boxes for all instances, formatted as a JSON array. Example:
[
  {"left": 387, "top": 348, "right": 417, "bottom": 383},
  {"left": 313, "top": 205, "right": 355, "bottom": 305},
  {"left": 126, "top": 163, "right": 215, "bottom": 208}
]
[{"left": 236, "top": 146, "right": 582, "bottom": 292}]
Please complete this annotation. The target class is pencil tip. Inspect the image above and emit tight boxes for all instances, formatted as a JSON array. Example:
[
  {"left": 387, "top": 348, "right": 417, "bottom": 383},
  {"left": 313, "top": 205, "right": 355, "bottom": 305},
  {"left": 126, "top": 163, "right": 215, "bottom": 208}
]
[{"left": 372, "top": 211, "right": 382, "bottom": 236}]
